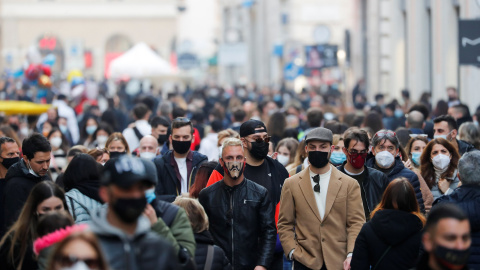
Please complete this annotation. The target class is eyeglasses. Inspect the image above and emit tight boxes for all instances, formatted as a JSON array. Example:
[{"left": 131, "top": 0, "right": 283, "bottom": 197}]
[
  {"left": 173, "top": 117, "right": 191, "bottom": 123},
  {"left": 248, "top": 136, "right": 271, "bottom": 144},
  {"left": 56, "top": 255, "right": 100, "bottom": 269},
  {"left": 374, "top": 131, "right": 396, "bottom": 138},
  {"left": 409, "top": 134, "right": 428, "bottom": 138},
  {"left": 313, "top": 174, "right": 320, "bottom": 193}
]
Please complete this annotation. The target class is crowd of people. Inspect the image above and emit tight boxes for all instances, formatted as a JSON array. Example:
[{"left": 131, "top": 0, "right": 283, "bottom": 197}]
[{"left": 0, "top": 83, "right": 479, "bottom": 270}]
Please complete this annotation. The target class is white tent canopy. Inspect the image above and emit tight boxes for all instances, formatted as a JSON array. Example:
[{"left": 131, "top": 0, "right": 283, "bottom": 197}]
[{"left": 109, "top": 42, "right": 175, "bottom": 78}]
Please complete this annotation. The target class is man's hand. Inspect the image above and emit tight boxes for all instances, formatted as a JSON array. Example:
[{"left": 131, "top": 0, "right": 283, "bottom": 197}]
[
  {"left": 438, "top": 178, "right": 450, "bottom": 194},
  {"left": 254, "top": 266, "right": 267, "bottom": 270},
  {"left": 343, "top": 256, "right": 352, "bottom": 270},
  {"left": 143, "top": 204, "right": 158, "bottom": 225}
]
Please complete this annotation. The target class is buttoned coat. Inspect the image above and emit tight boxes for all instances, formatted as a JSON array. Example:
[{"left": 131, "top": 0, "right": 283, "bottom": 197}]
[{"left": 278, "top": 165, "right": 366, "bottom": 270}]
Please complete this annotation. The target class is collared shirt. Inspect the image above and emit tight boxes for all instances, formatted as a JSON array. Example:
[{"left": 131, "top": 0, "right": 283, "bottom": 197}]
[
  {"left": 309, "top": 165, "right": 332, "bottom": 220},
  {"left": 170, "top": 151, "right": 193, "bottom": 194}
]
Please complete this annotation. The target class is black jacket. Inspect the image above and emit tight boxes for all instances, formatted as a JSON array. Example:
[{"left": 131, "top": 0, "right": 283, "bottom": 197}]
[
  {"left": 457, "top": 139, "right": 477, "bottom": 156},
  {"left": 154, "top": 150, "right": 207, "bottom": 202},
  {"left": 337, "top": 164, "right": 389, "bottom": 217},
  {"left": 2, "top": 160, "right": 50, "bottom": 232},
  {"left": 351, "top": 209, "right": 423, "bottom": 270},
  {"left": 198, "top": 179, "right": 276, "bottom": 270},
  {"left": 366, "top": 157, "right": 425, "bottom": 213},
  {"left": 434, "top": 185, "right": 480, "bottom": 269},
  {"left": 194, "top": 231, "right": 231, "bottom": 270}
]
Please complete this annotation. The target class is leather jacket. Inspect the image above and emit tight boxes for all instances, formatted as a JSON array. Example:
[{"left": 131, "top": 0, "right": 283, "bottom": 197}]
[
  {"left": 198, "top": 178, "right": 276, "bottom": 270},
  {"left": 337, "top": 164, "right": 389, "bottom": 217}
]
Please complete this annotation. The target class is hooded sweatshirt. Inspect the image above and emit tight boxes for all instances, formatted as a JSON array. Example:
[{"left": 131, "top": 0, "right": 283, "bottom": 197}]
[{"left": 89, "top": 207, "right": 179, "bottom": 270}]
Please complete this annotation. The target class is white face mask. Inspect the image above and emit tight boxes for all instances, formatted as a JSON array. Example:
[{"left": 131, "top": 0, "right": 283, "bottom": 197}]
[
  {"left": 432, "top": 154, "right": 451, "bottom": 170},
  {"left": 375, "top": 151, "right": 395, "bottom": 168},
  {"left": 60, "top": 261, "right": 91, "bottom": 270},
  {"left": 50, "top": 137, "right": 62, "bottom": 148},
  {"left": 139, "top": 151, "right": 156, "bottom": 160},
  {"left": 96, "top": 135, "right": 108, "bottom": 145},
  {"left": 276, "top": 154, "right": 290, "bottom": 166},
  {"left": 26, "top": 160, "right": 40, "bottom": 177}
]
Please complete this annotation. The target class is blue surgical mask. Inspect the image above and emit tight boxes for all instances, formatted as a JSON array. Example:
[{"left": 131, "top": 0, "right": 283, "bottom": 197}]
[
  {"left": 411, "top": 152, "right": 421, "bottom": 166},
  {"left": 394, "top": 109, "right": 404, "bottom": 118},
  {"left": 86, "top": 125, "right": 97, "bottom": 135},
  {"left": 145, "top": 188, "right": 156, "bottom": 204},
  {"left": 330, "top": 152, "right": 347, "bottom": 165}
]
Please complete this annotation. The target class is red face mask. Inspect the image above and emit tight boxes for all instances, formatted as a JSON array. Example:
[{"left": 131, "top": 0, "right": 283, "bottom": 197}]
[{"left": 348, "top": 152, "right": 368, "bottom": 169}]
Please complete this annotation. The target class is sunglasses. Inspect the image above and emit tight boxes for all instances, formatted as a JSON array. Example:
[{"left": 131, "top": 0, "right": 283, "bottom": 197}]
[
  {"left": 313, "top": 174, "right": 320, "bottom": 193},
  {"left": 56, "top": 255, "right": 100, "bottom": 269},
  {"left": 374, "top": 131, "right": 396, "bottom": 138},
  {"left": 173, "top": 117, "right": 191, "bottom": 123},
  {"left": 409, "top": 134, "right": 428, "bottom": 138},
  {"left": 249, "top": 136, "right": 271, "bottom": 144}
]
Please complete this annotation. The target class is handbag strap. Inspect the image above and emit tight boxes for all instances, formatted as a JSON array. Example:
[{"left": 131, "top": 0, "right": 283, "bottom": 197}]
[
  {"left": 204, "top": 245, "right": 214, "bottom": 270},
  {"left": 372, "top": 245, "right": 392, "bottom": 270}
]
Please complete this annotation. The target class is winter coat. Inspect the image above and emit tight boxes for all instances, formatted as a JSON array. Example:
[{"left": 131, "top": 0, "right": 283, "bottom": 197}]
[
  {"left": 434, "top": 184, "right": 480, "bottom": 269},
  {"left": 337, "top": 164, "right": 389, "bottom": 217},
  {"left": 457, "top": 139, "right": 477, "bottom": 156},
  {"left": 151, "top": 198, "right": 196, "bottom": 257},
  {"left": 65, "top": 188, "right": 103, "bottom": 224},
  {"left": 153, "top": 150, "right": 208, "bottom": 202},
  {"left": 366, "top": 157, "right": 425, "bottom": 213},
  {"left": 429, "top": 169, "right": 460, "bottom": 201},
  {"left": 0, "top": 233, "right": 37, "bottom": 270},
  {"left": 89, "top": 207, "right": 179, "bottom": 270},
  {"left": 194, "top": 231, "right": 231, "bottom": 270},
  {"left": 2, "top": 160, "right": 50, "bottom": 232},
  {"left": 351, "top": 209, "right": 423, "bottom": 270},
  {"left": 199, "top": 179, "right": 276, "bottom": 270}
]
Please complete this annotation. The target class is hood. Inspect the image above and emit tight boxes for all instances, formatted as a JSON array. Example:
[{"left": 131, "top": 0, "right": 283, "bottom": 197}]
[
  {"left": 370, "top": 209, "right": 423, "bottom": 246},
  {"left": 194, "top": 230, "right": 215, "bottom": 245},
  {"left": 33, "top": 224, "right": 88, "bottom": 255},
  {"left": 89, "top": 206, "right": 152, "bottom": 239},
  {"left": 5, "top": 159, "right": 47, "bottom": 182}
]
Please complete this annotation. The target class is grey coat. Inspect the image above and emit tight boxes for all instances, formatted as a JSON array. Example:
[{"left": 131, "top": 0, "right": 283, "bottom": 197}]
[{"left": 65, "top": 188, "right": 103, "bottom": 224}]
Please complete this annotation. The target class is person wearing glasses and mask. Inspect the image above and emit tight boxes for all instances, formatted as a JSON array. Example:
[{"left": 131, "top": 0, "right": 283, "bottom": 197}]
[
  {"left": 154, "top": 117, "right": 207, "bottom": 202},
  {"left": 199, "top": 138, "right": 276, "bottom": 270},
  {"left": 278, "top": 127, "right": 365, "bottom": 270},
  {"left": 365, "top": 129, "right": 426, "bottom": 213},
  {"left": 337, "top": 129, "right": 389, "bottom": 221},
  {"left": 206, "top": 119, "right": 289, "bottom": 269}
]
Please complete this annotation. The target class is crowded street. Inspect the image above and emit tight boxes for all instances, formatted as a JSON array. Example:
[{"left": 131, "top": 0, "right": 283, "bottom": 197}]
[{"left": 0, "top": 0, "right": 480, "bottom": 270}]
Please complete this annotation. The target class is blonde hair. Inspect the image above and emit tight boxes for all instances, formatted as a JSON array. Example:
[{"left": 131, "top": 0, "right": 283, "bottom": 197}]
[
  {"left": 173, "top": 196, "right": 209, "bottom": 233},
  {"left": 217, "top": 129, "right": 240, "bottom": 147},
  {"left": 220, "top": 137, "right": 243, "bottom": 157}
]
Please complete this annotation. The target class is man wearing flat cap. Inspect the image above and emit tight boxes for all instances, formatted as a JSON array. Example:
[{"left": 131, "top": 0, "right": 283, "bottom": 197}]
[
  {"left": 90, "top": 155, "right": 179, "bottom": 270},
  {"left": 278, "top": 127, "right": 365, "bottom": 270}
]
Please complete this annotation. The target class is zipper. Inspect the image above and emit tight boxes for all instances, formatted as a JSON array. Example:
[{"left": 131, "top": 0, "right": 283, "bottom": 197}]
[
  {"left": 124, "top": 242, "right": 131, "bottom": 270},
  {"left": 230, "top": 191, "right": 235, "bottom": 270},
  {"left": 360, "top": 182, "right": 371, "bottom": 214}
]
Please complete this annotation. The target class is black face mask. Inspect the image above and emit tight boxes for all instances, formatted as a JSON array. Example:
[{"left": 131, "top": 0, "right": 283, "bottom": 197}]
[
  {"left": 112, "top": 196, "right": 147, "bottom": 224},
  {"left": 1, "top": 157, "right": 19, "bottom": 169},
  {"left": 157, "top": 134, "right": 168, "bottom": 145},
  {"left": 110, "top": 151, "right": 126, "bottom": 159},
  {"left": 434, "top": 243, "right": 470, "bottom": 269},
  {"left": 249, "top": 141, "right": 269, "bottom": 160},
  {"left": 308, "top": 151, "right": 330, "bottom": 169},
  {"left": 172, "top": 140, "right": 191, "bottom": 154}
]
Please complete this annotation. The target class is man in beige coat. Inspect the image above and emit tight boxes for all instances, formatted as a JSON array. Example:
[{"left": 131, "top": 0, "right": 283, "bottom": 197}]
[{"left": 278, "top": 127, "right": 365, "bottom": 270}]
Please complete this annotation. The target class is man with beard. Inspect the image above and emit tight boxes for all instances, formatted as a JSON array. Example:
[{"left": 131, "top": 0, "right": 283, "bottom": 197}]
[
  {"left": 413, "top": 203, "right": 471, "bottom": 270},
  {"left": 150, "top": 116, "right": 170, "bottom": 155},
  {"left": 90, "top": 155, "right": 179, "bottom": 269},
  {"left": 206, "top": 119, "right": 289, "bottom": 268},
  {"left": 3, "top": 133, "right": 51, "bottom": 233},
  {"left": 154, "top": 117, "right": 207, "bottom": 202},
  {"left": 278, "top": 127, "right": 365, "bottom": 270},
  {"left": 199, "top": 138, "right": 276, "bottom": 270}
]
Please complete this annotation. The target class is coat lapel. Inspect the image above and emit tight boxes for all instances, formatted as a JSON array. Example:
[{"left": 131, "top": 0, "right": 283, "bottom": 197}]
[
  {"left": 298, "top": 169, "right": 322, "bottom": 222},
  {"left": 323, "top": 167, "right": 342, "bottom": 220}
]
